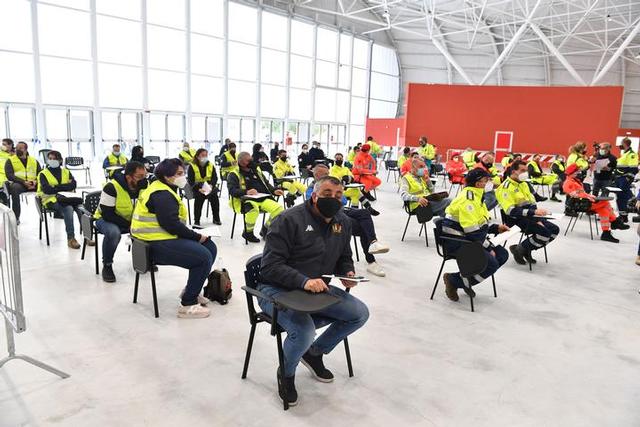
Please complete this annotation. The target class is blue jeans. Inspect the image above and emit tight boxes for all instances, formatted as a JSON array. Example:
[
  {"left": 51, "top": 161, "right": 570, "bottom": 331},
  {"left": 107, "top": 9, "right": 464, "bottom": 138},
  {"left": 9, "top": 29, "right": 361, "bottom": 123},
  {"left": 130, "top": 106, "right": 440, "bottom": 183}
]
[
  {"left": 447, "top": 245, "right": 509, "bottom": 288},
  {"left": 149, "top": 239, "right": 217, "bottom": 306},
  {"left": 48, "top": 202, "right": 80, "bottom": 239},
  {"left": 257, "top": 284, "right": 369, "bottom": 377},
  {"left": 94, "top": 219, "right": 128, "bottom": 265}
]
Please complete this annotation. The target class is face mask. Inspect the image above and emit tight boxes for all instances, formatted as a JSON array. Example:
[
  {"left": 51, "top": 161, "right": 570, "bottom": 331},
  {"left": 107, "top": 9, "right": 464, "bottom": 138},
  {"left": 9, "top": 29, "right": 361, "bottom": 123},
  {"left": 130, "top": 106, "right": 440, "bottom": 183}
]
[
  {"left": 483, "top": 162, "right": 493, "bottom": 168},
  {"left": 47, "top": 159, "right": 60, "bottom": 168},
  {"left": 183, "top": 146, "right": 189, "bottom": 151},
  {"left": 315, "top": 196, "right": 342, "bottom": 218},
  {"left": 335, "top": 160, "right": 343, "bottom": 166},
  {"left": 517, "top": 172, "right": 529, "bottom": 182},
  {"left": 132, "top": 177, "right": 148, "bottom": 190},
  {"left": 416, "top": 168, "right": 426, "bottom": 177},
  {"left": 453, "top": 157, "right": 459, "bottom": 162},
  {"left": 113, "top": 151, "right": 120, "bottom": 156},
  {"left": 172, "top": 175, "right": 188, "bottom": 189},
  {"left": 599, "top": 149, "right": 607, "bottom": 156},
  {"left": 302, "top": 149, "right": 308, "bottom": 154},
  {"left": 198, "top": 157, "right": 208, "bottom": 165},
  {"left": 16, "top": 149, "right": 25, "bottom": 157},
  {"left": 484, "top": 181, "right": 494, "bottom": 192},
  {"left": 229, "top": 149, "right": 236, "bottom": 155},
  {"left": 280, "top": 156, "right": 287, "bottom": 161}
]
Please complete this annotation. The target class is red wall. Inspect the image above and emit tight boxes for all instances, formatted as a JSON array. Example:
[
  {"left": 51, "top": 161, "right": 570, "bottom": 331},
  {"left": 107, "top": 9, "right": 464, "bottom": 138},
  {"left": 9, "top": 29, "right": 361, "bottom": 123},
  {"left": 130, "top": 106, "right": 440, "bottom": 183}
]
[
  {"left": 619, "top": 128, "right": 640, "bottom": 137},
  {"left": 365, "top": 118, "right": 405, "bottom": 147},
  {"left": 404, "top": 84, "right": 624, "bottom": 155}
]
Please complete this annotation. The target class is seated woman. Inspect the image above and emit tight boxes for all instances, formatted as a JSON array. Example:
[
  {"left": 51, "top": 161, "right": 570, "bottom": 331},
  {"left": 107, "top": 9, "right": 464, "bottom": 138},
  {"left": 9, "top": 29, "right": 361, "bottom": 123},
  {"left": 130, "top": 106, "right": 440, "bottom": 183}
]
[
  {"left": 131, "top": 158, "right": 217, "bottom": 318},
  {"left": 37, "top": 150, "right": 91, "bottom": 250},
  {"left": 187, "top": 148, "right": 221, "bottom": 226},
  {"left": 445, "top": 152, "right": 466, "bottom": 184},
  {"left": 563, "top": 163, "right": 629, "bottom": 243}
]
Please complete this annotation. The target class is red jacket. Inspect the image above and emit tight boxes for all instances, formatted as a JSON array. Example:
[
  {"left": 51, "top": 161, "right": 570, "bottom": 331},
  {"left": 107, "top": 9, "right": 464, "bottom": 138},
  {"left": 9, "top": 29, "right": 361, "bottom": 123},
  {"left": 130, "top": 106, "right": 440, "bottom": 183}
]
[
  {"left": 446, "top": 160, "right": 467, "bottom": 183},
  {"left": 353, "top": 152, "right": 377, "bottom": 178},
  {"left": 563, "top": 176, "right": 594, "bottom": 201}
]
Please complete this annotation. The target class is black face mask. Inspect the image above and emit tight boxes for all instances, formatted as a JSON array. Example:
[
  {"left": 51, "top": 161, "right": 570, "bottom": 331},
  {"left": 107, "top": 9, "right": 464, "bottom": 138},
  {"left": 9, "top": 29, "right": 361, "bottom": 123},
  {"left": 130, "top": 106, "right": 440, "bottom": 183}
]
[
  {"left": 229, "top": 150, "right": 236, "bottom": 155},
  {"left": 280, "top": 156, "right": 287, "bottom": 161},
  {"left": 315, "top": 197, "right": 342, "bottom": 218},
  {"left": 135, "top": 178, "right": 148, "bottom": 190},
  {"left": 483, "top": 162, "right": 493, "bottom": 168},
  {"left": 335, "top": 160, "right": 343, "bottom": 166},
  {"left": 577, "top": 171, "right": 587, "bottom": 181}
]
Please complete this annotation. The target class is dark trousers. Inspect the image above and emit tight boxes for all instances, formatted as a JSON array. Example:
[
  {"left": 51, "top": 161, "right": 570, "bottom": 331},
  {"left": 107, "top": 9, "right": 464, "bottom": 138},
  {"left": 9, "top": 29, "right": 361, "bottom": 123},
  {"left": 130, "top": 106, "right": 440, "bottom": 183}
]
[
  {"left": 149, "top": 238, "right": 217, "bottom": 306},
  {"left": 517, "top": 219, "right": 559, "bottom": 252},
  {"left": 344, "top": 207, "right": 376, "bottom": 263},
  {"left": 193, "top": 191, "right": 220, "bottom": 223},
  {"left": 592, "top": 178, "right": 613, "bottom": 197},
  {"left": 9, "top": 182, "right": 33, "bottom": 219},
  {"left": 446, "top": 245, "right": 509, "bottom": 288},
  {"left": 615, "top": 175, "right": 633, "bottom": 215}
]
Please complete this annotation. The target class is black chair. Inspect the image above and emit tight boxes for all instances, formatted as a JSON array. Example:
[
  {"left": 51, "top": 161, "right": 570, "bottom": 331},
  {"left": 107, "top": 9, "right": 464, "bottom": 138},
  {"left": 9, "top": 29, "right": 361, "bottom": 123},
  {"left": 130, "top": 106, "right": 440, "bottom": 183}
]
[
  {"left": 401, "top": 202, "right": 431, "bottom": 247},
  {"left": 230, "top": 197, "right": 267, "bottom": 245},
  {"left": 65, "top": 156, "right": 92, "bottom": 186},
  {"left": 131, "top": 237, "right": 159, "bottom": 318},
  {"left": 384, "top": 160, "right": 399, "bottom": 183},
  {"left": 430, "top": 220, "right": 497, "bottom": 312},
  {"left": 146, "top": 155, "right": 161, "bottom": 165},
  {"left": 80, "top": 191, "right": 102, "bottom": 274},
  {"left": 240, "top": 254, "right": 354, "bottom": 411},
  {"left": 499, "top": 210, "right": 549, "bottom": 271},
  {"left": 35, "top": 196, "right": 55, "bottom": 246},
  {"left": 564, "top": 197, "right": 599, "bottom": 240}
]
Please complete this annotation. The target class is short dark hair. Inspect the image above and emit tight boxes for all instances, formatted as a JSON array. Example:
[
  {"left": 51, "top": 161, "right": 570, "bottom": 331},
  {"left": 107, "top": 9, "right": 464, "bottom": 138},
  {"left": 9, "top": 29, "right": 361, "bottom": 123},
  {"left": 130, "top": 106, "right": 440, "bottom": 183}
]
[
  {"left": 510, "top": 159, "right": 527, "bottom": 173},
  {"left": 228, "top": 142, "right": 236, "bottom": 149},
  {"left": 131, "top": 145, "right": 144, "bottom": 158},
  {"left": 154, "top": 158, "right": 184, "bottom": 183},
  {"left": 47, "top": 150, "right": 62, "bottom": 161},
  {"left": 278, "top": 149, "right": 287, "bottom": 155},
  {"left": 2, "top": 138, "right": 14, "bottom": 145},
  {"left": 224, "top": 138, "right": 231, "bottom": 144},
  {"left": 335, "top": 152, "right": 344, "bottom": 158},
  {"left": 195, "top": 148, "right": 208, "bottom": 158},
  {"left": 16, "top": 141, "right": 28, "bottom": 149},
  {"left": 367, "top": 136, "right": 373, "bottom": 141},
  {"left": 112, "top": 144, "right": 121, "bottom": 149},
  {"left": 125, "top": 161, "right": 145, "bottom": 176}
]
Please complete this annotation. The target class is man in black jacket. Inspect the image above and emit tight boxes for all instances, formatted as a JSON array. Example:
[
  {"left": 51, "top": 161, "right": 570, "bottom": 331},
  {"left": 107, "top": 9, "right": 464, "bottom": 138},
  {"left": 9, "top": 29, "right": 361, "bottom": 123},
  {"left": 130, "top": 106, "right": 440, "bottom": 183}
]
[
  {"left": 592, "top": 142, "right": 617, "bottom": 197},
  {"left": 257, "top": 176, "right": 370, "bottom": 407},
  {"left": 94, "top": 161, "right": 148, "bottom": 282}
]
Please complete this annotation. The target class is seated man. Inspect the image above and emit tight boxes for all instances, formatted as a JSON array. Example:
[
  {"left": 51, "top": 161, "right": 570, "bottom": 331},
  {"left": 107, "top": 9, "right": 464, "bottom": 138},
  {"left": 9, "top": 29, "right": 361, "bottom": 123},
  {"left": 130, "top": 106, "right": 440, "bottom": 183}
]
[
  {"left": 308, "top": 164, "right": 389, "bottom": 277},
  {"left": 550, "top": 154, "right": 566, "bottom": 202},
  {"left": 400, "top": 158, "right": 451, "bottom": 221},
  {"left": 563, "top": 163, "right": 629, "bottom": 243},
  {"left": 496, "top": 160, "right": 560, "bottom": 265},
  {"left": 94, "top": 161, "right": 148, "bottom": 282},
  {"left": 227, "top": 152, "right": 284, "bottom": 243},
  {"left": 297, "top": 143, "right": 313, "bottom": 178},
  {"left": 527, "top": 153, "right": 558, "bottom": 188},
  {"left": 273, "top": 149, "right": 306, "bottom": 208},
  {"left": 346, "top": 143, "right": 361, "bottom": 168},
  {"left": 397, "top": 147, "right": 411, "bottom": 169},
  {"left": 178, "top": 142, "right": 197, "bottom": 164},
  {"left": 400, "top": 151, "right": 420, "bottom": 176},
  {"left": 445, "top": 152, "right": 466, "bottom": 185},
  {"left": 441, "top": 168, "right": 510, "bottom": 301},
  {"left": 462, "top": 147, "right": 478, "bottom": 169},
  {"left": 330, "top": 153, "right": 378, "bottom": 216},
  {"left": 258, "top": 175, "right": 369, "bottom": 407},
  {"left": 474, "top": 152, "right": 501, "bottom": 210},
  {"left": 352, "top": 144, "right": 381, "bottom": 200},
  {"left": 220, "top": 142, "right": 239, "bottom": 180},
  {"left": 6, "top": 141, "right": 41, "bottom": 223},
  {"left": 37, "top": 150, "right": 87, "bottom": 249},
  {"left": 102, "top": 143, "right": 128, "bottom": 178}
]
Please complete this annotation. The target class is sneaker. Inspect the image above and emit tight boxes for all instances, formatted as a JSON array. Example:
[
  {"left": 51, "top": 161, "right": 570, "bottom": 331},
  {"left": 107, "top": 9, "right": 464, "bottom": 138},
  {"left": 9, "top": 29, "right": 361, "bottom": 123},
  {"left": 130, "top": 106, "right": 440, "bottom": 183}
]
[
  {"left": 367, "top": 206, "right": 380, "bottom": 216},
  {"left": 301, "top": 351, "right": 334, "bottom": 383},
  {"left": 443, "top": 273, "right": 459, "bottom": 302},
  {"left": 67, "top": 238, "right": 81, "bottom": 249},
  {"left": 193, "top": 221, "right": 203, "bottom": 229},
  {"left": 102, "top": 264, "right": 116, "bottom": 283},
  {"left": 277, "top": 368, "right": 298, "bottom": 407},
  {"left": 636, "top": 256, "right": 640, "bottom": 266},
  {"left": 366, "top": 262, "right": 386, "bottom": 277},
  {"left": 242, "top": 231, "right": 260, "bottom": 243},
  {"left": 509, "top": 244, "right": 527, "bottom": 265},
  {"left": 621, "top": 215, "right": 629, "bottom": 224},
  {"left": 368, "top": 241, "right": 390, "bottom": 254},
  {"left": 600, "top": 231, "right": 619, "bottom": 243},
  {"left": 363, "top": 191, "right": 376, "bottom": 202},
  {"left": 179, "top": 289, "right": 210, "bottom": 306},
  {"left": 177, "top": 304, "right": 210, "bottom": 319}
]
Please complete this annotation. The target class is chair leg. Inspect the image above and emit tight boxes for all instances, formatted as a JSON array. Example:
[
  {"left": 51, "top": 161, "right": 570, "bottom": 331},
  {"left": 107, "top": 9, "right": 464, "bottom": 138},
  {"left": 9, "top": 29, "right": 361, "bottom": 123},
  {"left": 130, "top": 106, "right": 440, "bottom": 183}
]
[
  {"left": 44, "top": 213, "right": 50, "bottom": 246},
  {"left": 230, "top": 213, "right": 237, "bottom": 238},
  {"left": 491, "top": 275, "right": 497, "bottom": 297},
  {"left": 150, "top": 269, "right": 159, "bottom": 318},
  {"left": 133, "top": 273, "right": 140, "bottom": 303},
  {"left": 81, "top": 238, "right": 86, "bottom": 259},
  {"left": 401, "top": 216, "right": 411, "bottom": 242},
  {"left": 588, "top": 215, "right": 593, "bottom": 240},
  {"left": 386, "top": 170, "right": 390, "bottom": 182},
  {"left": 563, "top": 217, "right": 573, "bottom": 236},
  {"left": 423, "top": 224, "right": 429, "bottom": 247},
  {"left": 241, "top": 322, "right": 257, "bottom": 379},
  {"left": 571, "top": 213, "right": 581, "bottom": 232},
  {"left": 430, "top": 259, "right": 446, "bottom": 300},
  {"left": 469, "top": 294, "right": 475, "bottom": 312},
  {"left": 94, "top": 230, "right": 100, "bottom": 275},
  {"left": 187, "top": 199, "right": 192, "bottom": 225},
  {"left": 275, "top": 330, "right": 288, "bottom": 411},
  {"left": 343, "top": 338, "right": 354, "bottom": 378},
  {"left": 39, "top": 217, "right": 42, "bottom": 240},
  {"left": 353, "top": 237, "right": 360, "bottom": 262},
  {"left": 543, "top": 245, "right": 548, "bottom": 263}
]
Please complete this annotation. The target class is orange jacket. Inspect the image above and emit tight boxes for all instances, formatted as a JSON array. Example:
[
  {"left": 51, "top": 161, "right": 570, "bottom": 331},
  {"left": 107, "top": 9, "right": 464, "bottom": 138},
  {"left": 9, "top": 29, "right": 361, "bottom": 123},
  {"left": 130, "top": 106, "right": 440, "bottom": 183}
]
[
  {"left": 352, "top": 151, "right": 377, "bottom": 177},
  {"left": 563, "top": 176, "right": 594, "bottom": 201}
]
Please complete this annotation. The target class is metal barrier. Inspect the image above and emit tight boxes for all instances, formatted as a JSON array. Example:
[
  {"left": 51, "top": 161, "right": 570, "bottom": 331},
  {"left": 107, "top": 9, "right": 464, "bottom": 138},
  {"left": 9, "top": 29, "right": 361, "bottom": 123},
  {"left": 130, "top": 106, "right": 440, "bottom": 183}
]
[{"left": 0, "top": 204, "right": 69, "bottom": 379}]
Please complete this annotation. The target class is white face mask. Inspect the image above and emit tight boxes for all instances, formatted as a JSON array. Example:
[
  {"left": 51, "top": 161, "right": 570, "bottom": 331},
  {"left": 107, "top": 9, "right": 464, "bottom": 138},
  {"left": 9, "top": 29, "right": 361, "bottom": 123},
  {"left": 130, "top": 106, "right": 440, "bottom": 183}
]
[
  {"left": 484, "top": 181, "right": 494, "bottom": 192},
  {"left": 47, "top": 159, "right": 60, "bottom": 168},
  {"left": 183, "top": 146, "right": 190, "bottom": 151},
  {"left": 517, "top": 172, "right": 529, "bottom": 182},
  {"left": 173, "top": 175, "right": 188, "bottom": 188},
  {"left": 599, "top": 149, "right": 607, "bottom": 156},
  {"left": 113, "top": 150, "right": 120, "bottom": 156},
  {"left": 198, "top": 157, "right": 208, "bottom": 164}
]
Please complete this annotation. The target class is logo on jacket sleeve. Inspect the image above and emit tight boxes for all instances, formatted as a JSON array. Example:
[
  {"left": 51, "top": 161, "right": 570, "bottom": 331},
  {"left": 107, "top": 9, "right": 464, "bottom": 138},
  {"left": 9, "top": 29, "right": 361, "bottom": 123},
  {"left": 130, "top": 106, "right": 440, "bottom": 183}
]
[{"left": 305, "top": 225, "right": 314, "bottom": 232}]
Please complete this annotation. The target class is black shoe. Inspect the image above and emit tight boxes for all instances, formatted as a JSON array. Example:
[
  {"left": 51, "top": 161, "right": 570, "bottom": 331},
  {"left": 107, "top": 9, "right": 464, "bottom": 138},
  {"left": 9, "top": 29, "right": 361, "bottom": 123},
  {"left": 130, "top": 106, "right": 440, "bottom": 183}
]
[
  {"left": 277, "top": 368, "right": 298, "bottom": 407},
  {"left": 611, "top": 218, "right": 630, "bottom": 230},
  {"left": 509, "top": 244, "right": 527, "bottom": 265},
  {"left": 462, "top": 285, "right": 476, "bottom": 298},
  {"left": 534, "top": 194, "right": 548, "bottom": 202},
  {"left": 550, "top": 195, "right": 561, "bottom": 202},
  {"left": 285, "top": 194, "right": 296, "bottom": 208},
  {"left": 600, "top": 231, "right": 619, "bottom": 243},
  {"left": 152, "top": 265, "right": 158, "bottom": 272},
  {"left": 523, "top": 250, "right": 537, "bottom": 264},
  {"left": 363, "top": 191, "right": 376, "bottom": 202},
  {"left": 621, "top": 215, "right": 629, "bottom": 224},
  {"left": 443, "top": 273, "right": 459, "bottom": 302},
  {"left": 242, "top": 231, "right": 260, "bottom": 243},
  {"left": 193, "top": 221, "right": 203, "bottom": 229},
  {"left": 301, "top": 351, "right": 334, "bottom": 383},
  {"left": 102, "top": 264, "right": 116, "bottom": 283},
  {"left": 212, "top": 219, "right": 222, "bottom": 225},
  {"left": 367, "top": 206, "right": 380, "bottom": 216},
  {"left": 259, "top": 227, "right": 269, "bottom": 239}
]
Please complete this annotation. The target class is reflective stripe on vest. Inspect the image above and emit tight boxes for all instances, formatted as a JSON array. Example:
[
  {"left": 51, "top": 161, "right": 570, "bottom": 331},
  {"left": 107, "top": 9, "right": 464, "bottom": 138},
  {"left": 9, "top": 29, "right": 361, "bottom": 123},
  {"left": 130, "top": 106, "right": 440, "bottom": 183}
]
[
  {"left": 10, "top": 156, "right": 38, "bottom": 181},
  {"left": 94, "top": 179, "right": 134, "bottom": 222},
  {"left": 193, "top": 162, "right": 213, "bottom": 183},
  {"left": 130, "top": 180, "right": 187, "bottom": 241},
  {"left": 37, "top": 168, "right": 70, "bottom": 207},
  {"left": 228, "top": 167, "right": 268, "bottom": 213}
]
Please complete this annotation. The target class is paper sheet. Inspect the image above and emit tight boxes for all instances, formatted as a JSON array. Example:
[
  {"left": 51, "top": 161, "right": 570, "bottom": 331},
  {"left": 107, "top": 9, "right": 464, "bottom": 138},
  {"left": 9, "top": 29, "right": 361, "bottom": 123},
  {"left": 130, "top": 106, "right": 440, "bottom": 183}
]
[
  {"left": 243, "top": 193, "right": 271, "bottom": 199},
  {"left": 200, "top": 182, "right": 212, "bottom": 196},
  {"left": 489, "top": 225, "right": 521, "bottom": 246},
  {"left": 195, "top": 226, "right": 222, "bottom": 237},
  {"left": 594, "top": 158, "right": 611, "bottom": 172},
  {"left": 57, "top": 191, "right": 79, "bottom": 198}
]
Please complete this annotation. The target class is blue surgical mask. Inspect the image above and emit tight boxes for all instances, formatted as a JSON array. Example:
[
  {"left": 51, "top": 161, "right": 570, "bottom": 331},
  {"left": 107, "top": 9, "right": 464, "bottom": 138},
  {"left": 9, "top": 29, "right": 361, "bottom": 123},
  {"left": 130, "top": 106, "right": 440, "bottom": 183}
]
[{"left": 416, "top": 168, "right": 426, "bottom": 177}]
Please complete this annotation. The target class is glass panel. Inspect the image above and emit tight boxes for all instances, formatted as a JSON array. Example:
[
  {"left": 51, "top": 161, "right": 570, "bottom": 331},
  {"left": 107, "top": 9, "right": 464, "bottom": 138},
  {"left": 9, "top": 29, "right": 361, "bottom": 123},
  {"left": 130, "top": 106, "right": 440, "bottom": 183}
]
[
  {"left": 351, "top": 67, "right": 368, "bottom": 97},
  {"left": 145, "top": 140, "right": 166, "bottom": 159},
  {"left": 288, "top": 89, "right": 311, "bottom": 121},
  {"left": 291, "top": 20, "right": 313, "bottom": 56},
  {"left": 290, "top": 55, "right": 312, "bottom": 89},
  {"left": 0, "top": 52, "right": 35, "bottom": 103},
  {"left": 121, "top": 112, "right": 138, "bottom": 141},
  {"left": 40, "top": 57, "right": 93, "bottom": 106},
  {"left": 228, "top": 41, "right": 256, "bottom": 81},
  {"left": 260, "top": 84, "right": 285, "bottom": 119},
  {"left": 368, "top": 100, "right": 397, "bottom": 118},
  {"left": 0, "top": 0, "right": 32, "bottom": 52},
  {"left": 338, "top": 65, "right": 351, "bottom": 90},
  {"left": 38, "top": 4, "right": 91, "bottom": 59},
  {"left": 8, "top": 108, "right": 34, "bottom": 142},
  {"left": 148, "top": 70, "right": 185, "bottom": 111},
  {"left": 72, "top": 141, "right": 93, "bottom": 159},
  {"left": 241, "top": 119, "right": 254, "bottom": 143},
  {"left": 97, "top": 0, "right": 141, "bottom": 20},
  {"left": 298, "top": 122, "right": 309, "bottom": 143},
  {"left": 261, "top": 49, "right": 286, "bottom": 85},
  {"left": 350, "top": 125, "right": 364, "bottom": 144},
  {"left": 190, "top": 0, "right": 223, "bottom": 37},
  {"left": 97, "top": 15, "right": 142, "bottom": 66},
  {"left": 0, "top": 109, "right": 6, "bottom": 138},
  {"left": 353, "top": 38, "right": 369, "bottom": 69},
  {"left": 191, "top": 75, "right": 223, "bottom": 114},
  {"left": 98, "top": 64, "right": 143, "bottom": 109},
  {"left": 191, "top": 34, "right": 224, "bottom": 76},
  {"left": 371, "top": 44, "right": 399, "bottom": 75},
  {"left": 261, "top": 12, "right": 287, "bottom": 51},
  {"left": 227, "top": 80, "right": 255, "bottom": 116},
  {"left": 228, "top": 2, "right": 257, "bottom": 44},
  {"left": 207, "top": 117, "right": 222, "bottom": 143},
  {"left": 42, "top": 0, "right": 89, "bottom": 9},
  {"left": 147, "top": 0, "right": 185, "bottom": 28},
  {"left": 260, "top": 120, "right": 271, "bottom": 143},
  {"left": 101, "top": 112, "right": 119, "bottom": 141},
  {"left": 149, "top": 113, "right": 165, "bottom": 140},
  {"left": 311, "top": 124, "right": 321, "bottom": 142},
  {"left": 147, "top": 25, "right": 185, "bottom": 71},
  {"left": 370, "top": 72, "right": 399, "bottom": 102},
  {"left": 336, "top": 91, "right": 349, "bottom": 123},
  {"left": 339, "top": 34, "right": 352, "bottom": 65},
  {"left": 314, "top": 88, "right": 336, "bottom": 122},
  {"left": 227, "top": 118, "right": 240, "bottom": 141},
  {"left": 45, "top": 109, "right": 68, "bottom": 141},
  {"left": 50, "top": 141, "right": 69, "bottom": 159},
  {"left": 272, "top": 121, "right": 283, "bottom": 143},
  {"left": 191, "top": 116, "right": 206, "bottom": 141},
  {"left": 167, "top": 114, "right": 184, "bottom": 141},
  {"left": 316, "top": 27, "right": 337, "bottom": 62},
  {"left": 350, "top": 97, "right": 366, "bottom": 125},
  {"left": 316, "top": 60, "right": 336, "bottom": 87},
  {"left": 70, "top": 110, "right": 91, "bottom": 141}
]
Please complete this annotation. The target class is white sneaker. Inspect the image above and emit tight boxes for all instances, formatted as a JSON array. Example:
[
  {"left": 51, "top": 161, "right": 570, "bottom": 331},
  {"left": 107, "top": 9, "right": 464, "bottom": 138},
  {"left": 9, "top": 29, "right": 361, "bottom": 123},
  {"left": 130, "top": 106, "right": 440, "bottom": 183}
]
[
  {"left": 366, "top": 262, "right": 386, "bottom": 277},
  {"left": 177, "top": 304, "right": 211, "bottom": 319},
  {"left": 179, "top": 289, "right": 211, "bottom": 306},
  {"left": 368, "top": 241, "right": 390, "bottom": 254}
]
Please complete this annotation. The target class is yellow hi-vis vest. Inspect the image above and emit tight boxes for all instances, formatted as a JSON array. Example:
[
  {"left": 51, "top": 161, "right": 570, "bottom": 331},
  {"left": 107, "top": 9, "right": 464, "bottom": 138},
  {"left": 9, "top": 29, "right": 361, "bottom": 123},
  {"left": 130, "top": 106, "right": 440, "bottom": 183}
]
[
  {"left": 462, "top": 151, "right": 476, "bottom": 169},
  {"left": 444, "top": 186, "right": 490, "bottom": 233},
  {"left": 618, "top": 148, "right": 639, "bottom": 168},
  {"left": 131, "top": 180, "right": 187, "bottom": 241},
  {"left": 37, "top": 168, "right": 70, "bottom": 207},
  {"left": 107, "top": 153, "right": 127, "bottom": 167},
  {"left": 94, "top": 179, "right": 134, "bottom": 222},
  {"left": 193, "top": 162, "right": 214, "bottom": 183},
  {"left": 501, "top": 155, "right": 512, "bottom": 167},
  {"left": 552, "top": 160, "right": 565, "bottom": 172},
  {"left": 228, "top": 167, "right": 269, "bottom": 213},
  {"left": 567, "top": 153, "right": 588, "bottom": 170},
  {"left": 221, "top": 151, "right": 238, "bottom": 177},
  {"left": 0, "top": 151, "right": 12, "bottom": 184},
  {"left": 495, "top": 177, "right": 536, "bottom": 216},
  {"left": 404, "top": 174, "right": 432, "bottom": 211},
  {"left": 273, "top": 159, "right": 295, "bottom": 179},
  {"left": 10, "top": 155, "right": 38, "bottom": 181},
  {"left": 329, "top": 164, "right": 353, "bottom": 180},
  {"left": 179, "top": 148, "right": 197, "bottom": 163},
  {"left": 419, "top": 144, "right": 436, "bottom": 160}
]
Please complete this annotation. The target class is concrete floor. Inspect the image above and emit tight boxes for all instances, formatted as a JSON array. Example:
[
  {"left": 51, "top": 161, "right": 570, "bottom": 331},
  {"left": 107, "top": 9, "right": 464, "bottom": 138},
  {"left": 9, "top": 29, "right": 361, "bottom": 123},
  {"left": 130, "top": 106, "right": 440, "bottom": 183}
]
[{"left": 1, "top": 173, "right": 640, "bottom": 427}]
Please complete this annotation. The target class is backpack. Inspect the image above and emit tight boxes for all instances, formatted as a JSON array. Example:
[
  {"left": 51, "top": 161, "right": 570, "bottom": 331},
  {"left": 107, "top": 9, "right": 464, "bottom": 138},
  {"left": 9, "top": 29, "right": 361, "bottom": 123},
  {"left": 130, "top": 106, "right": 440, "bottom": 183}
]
[{"left": 204, "top": 269, "right": 232, "bottom": 305}]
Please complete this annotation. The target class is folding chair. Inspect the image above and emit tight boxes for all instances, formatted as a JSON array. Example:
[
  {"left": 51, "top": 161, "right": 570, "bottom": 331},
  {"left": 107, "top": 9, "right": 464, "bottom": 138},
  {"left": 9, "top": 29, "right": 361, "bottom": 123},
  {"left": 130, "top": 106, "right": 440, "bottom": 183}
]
[
  {"left": 79, "top": 191, "right": 102, "bottom": 274},
  {"left": 65, "top": 156, "right": 92, "bottom": 186},
  {"left": 500, "top": 210, "right": 549, "bottom": 271},
  {"left": 35, "top": 196, "right": 56, "bottom": 246},
  {"left": 401, "top": 202, "right": 431, "bottom": 247},
  {"left": 384, "top": 160, "right": 399, "bottom": 183},
  {"left": 131, "top": 237, "right": 160, "bottom": 318},
  {"left": 563, "top": 197, "right": 599, "bottom": 240}
]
